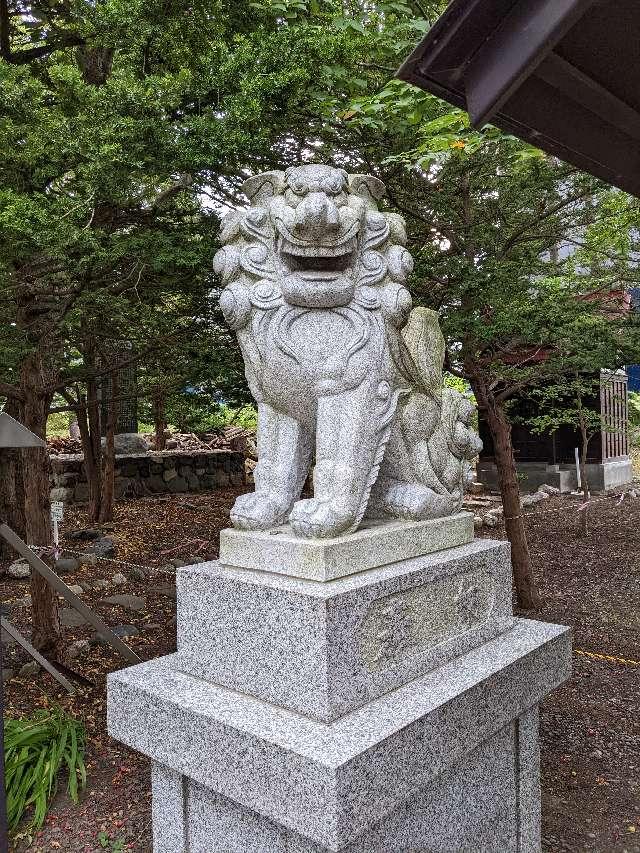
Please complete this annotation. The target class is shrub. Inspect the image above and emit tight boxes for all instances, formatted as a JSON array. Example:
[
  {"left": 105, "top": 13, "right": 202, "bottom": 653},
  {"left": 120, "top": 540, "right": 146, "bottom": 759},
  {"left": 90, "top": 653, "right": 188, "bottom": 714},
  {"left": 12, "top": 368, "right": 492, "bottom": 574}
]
[
  {"left": 46, "top": 412, "right": 72, "bottom": 437},
  {"left": 4, "top": 708, "right": 86, "bottom": 834}
]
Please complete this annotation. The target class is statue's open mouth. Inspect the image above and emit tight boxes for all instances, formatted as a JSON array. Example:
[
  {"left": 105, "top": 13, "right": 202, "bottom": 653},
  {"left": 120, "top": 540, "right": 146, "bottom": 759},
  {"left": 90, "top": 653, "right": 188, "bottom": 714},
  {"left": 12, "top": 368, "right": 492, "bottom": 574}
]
[
  {"left": 279, "top": 235, "right": 356, "bottom": 280},
  {"left": 281, "top": 250, "right": 354, "bottom": 277},
  {"left": 277, "top": 237, "right": 357, "bottom": 308}
]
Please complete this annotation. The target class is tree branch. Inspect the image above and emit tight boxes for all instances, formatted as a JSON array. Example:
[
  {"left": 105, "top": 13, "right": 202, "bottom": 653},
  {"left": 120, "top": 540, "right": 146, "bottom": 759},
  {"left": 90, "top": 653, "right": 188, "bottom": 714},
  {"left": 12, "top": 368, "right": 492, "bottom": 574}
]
[
  {"left": 3, "top": 33, "right": 86, "bottom": 64},
  {"left": 0, "top": 381, "right": 24, "bottom": 401},
  {"left": 500, "top": 189, "right": 595, "bottom": 258}
]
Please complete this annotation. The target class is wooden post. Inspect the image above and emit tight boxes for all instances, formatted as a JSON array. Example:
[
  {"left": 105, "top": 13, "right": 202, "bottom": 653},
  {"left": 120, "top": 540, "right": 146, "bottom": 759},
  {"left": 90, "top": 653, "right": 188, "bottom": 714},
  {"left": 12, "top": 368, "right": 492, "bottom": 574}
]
[{"left": 1, "top": 619, "right": 75, "bottom": 694}]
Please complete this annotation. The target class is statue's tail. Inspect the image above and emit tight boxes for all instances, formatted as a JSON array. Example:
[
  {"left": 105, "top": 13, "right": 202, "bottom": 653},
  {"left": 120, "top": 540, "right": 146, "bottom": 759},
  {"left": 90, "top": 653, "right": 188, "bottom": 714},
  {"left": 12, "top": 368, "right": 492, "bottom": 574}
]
[{"left": 400, "top": 307, "right": 445, "bottom": 395}]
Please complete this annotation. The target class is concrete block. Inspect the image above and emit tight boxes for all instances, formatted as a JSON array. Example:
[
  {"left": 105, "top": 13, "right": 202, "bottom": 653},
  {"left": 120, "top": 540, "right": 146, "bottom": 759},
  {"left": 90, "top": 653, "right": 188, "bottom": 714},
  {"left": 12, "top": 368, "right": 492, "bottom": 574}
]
[
  {"left": 107, "top": 619, "right": 571, "bottom": 852},
  {"left": 583, "top": 459, "right": 634, "bottom": 492},
  {"left": 158, "top": 715, "right": 536, "bottom": 852}
]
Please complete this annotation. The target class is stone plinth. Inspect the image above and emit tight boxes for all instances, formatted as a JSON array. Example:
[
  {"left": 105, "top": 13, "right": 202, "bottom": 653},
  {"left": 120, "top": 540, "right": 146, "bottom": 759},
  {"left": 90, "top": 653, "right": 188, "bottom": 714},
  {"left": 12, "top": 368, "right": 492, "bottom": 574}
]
[
  {"left": 108, "top": 620, "right": 570, "bottom": 852},
  {"left": 176, "top": 536, "right": 513, "bottom": 721},
  {"left": 107, "top": 517, "right": 571, "bottom": 852},
  {"left": 219, "top": 512, "right": 474, "bottom": 581}
]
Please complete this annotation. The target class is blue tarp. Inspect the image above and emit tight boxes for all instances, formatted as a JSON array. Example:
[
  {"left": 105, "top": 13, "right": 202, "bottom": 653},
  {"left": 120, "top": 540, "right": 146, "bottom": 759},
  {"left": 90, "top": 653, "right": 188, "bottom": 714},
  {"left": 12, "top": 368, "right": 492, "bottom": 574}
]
[
  {"left": 628, "top": 290, "right": 640, "bottom": 390},
  {"left": 628, "top": 365, "right": 640, "bottom": 392}
]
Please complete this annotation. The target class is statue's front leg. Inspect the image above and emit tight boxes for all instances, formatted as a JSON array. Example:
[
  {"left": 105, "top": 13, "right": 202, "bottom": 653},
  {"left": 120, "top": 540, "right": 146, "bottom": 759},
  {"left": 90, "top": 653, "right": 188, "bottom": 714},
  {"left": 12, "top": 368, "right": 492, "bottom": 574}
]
[
  {"left": 231, "top": 403, "right": 311, "bottom": 531},
  {"left": 289, "top": 381, "right": 395, "bottom": 539}
]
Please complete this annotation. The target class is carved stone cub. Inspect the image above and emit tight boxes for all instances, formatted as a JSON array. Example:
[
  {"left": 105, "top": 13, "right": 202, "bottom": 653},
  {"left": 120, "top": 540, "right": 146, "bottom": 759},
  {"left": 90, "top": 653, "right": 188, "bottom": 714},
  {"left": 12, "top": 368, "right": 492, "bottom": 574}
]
[{"left": 215, "top": 165, "right": 481, "bottom": 538}]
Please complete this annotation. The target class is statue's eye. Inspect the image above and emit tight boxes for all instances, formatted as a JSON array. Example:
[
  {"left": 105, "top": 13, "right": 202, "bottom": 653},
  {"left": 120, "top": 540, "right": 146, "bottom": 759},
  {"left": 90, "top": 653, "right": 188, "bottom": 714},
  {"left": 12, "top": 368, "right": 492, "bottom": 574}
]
[
  {"left": 290, "top": 181, "right": 306, "bottom": 195},
  {"left": 323, "top": 178, "right": 341, "bottom": 194}
]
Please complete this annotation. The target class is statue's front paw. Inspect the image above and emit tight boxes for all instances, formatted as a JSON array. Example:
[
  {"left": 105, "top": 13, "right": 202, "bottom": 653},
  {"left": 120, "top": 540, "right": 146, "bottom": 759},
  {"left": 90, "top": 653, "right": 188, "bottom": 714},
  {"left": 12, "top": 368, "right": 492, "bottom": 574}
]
[
  {"left": 230, "top": 493, "right": 291, "bottom": 531},
  {"left": 289, "top": 498, "right": 356, "bottom": 539}
]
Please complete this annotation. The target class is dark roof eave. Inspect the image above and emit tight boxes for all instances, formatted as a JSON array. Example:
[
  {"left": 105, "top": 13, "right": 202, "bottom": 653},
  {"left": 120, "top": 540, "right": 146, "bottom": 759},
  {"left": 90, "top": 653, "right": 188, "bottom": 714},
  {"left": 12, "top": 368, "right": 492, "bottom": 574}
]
[{"left": 396, "top": 0, "right": 640, "bottom": 198}]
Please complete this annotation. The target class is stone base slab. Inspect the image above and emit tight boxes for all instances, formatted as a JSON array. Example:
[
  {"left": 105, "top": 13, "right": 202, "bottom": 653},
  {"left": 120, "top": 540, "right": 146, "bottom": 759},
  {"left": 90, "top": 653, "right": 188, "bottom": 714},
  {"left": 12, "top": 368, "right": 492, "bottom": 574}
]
[
  {"left": 176, "top": 539, "right": 514, "bottom": 721},
  {"left": 580, "top": 459, "right": 634, "bottom": 492},
  {"left": 477, "top": 462, "right": 575, "bottom": 494},
  {"left": 107, "top": 619, "right": 571, "bottom": 851},
  {"left": 151, "top": 706, "right": 539, "bottom": 852},
  {"left": 218, "top": 513, "right": 474, "bottom": 581}
]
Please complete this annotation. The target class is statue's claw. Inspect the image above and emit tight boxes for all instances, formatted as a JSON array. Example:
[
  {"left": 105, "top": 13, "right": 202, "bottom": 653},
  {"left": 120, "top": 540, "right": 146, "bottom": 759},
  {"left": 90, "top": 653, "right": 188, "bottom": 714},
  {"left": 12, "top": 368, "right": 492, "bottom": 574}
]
[
  {"left": 230, "top": 493, "right": 291, "bottom": 531},
  {"left": 289, "top": 498, "right": 356, "bottom": 539}
]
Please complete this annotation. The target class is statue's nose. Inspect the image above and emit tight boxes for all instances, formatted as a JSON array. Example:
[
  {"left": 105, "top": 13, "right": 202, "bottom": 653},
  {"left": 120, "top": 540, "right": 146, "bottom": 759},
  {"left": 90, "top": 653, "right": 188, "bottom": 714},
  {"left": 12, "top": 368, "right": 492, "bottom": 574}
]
[{"left": 294, "top": 192, "right": 340, "bottom": 236}]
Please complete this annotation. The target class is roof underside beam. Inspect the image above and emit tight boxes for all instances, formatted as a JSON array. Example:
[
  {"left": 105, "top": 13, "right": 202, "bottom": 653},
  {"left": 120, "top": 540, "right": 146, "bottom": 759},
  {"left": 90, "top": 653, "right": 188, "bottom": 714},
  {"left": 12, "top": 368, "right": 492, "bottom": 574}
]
[
  {"left": 464, "top": 0, "right": 597, "bottom": 127},
  {"left": 536, "top": 53, "right": 640, "bottom": 143}
]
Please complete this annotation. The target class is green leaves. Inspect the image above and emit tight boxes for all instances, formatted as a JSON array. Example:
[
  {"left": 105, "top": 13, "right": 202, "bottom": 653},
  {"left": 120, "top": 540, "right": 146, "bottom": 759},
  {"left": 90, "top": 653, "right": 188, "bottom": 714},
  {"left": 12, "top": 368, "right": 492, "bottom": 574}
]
[
  {"left": 630, "top": 392, "right": 640, "bottom": 429},
  {"left": 1, "top": 0, "right": 638, "bottom": 440},
  {"left": 98, "top": 830, "right": 125, "bottom": 851},
  {"left": 250, "top": 0, "right": 309, "bottom": 17},
  {"left": 3, "top": 708, "right": 87, "bottom": 834}
]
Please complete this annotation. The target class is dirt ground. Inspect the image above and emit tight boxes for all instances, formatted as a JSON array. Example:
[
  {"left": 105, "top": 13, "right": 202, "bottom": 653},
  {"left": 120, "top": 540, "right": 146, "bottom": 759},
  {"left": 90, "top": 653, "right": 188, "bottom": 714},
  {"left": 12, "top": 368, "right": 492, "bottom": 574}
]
[{"left": 1, "top": 485, "right": 639, "bottom": 852}]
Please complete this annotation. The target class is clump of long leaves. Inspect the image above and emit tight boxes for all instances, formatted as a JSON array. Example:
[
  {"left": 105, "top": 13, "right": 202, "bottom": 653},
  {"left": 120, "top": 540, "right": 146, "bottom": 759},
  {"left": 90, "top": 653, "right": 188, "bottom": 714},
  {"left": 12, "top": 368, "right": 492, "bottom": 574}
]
[{"left": 4, "top": 708, "right": 86, "bottom": 833}]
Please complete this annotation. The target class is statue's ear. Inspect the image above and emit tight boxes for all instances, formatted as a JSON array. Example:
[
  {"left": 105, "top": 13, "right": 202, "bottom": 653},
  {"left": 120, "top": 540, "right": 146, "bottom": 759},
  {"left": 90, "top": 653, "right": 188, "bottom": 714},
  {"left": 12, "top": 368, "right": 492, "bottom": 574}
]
[
  {"left": 348, "top": 174, "right": 386, "bottom": 204},
  {"left": 242, "top": 171, "right": 286, "bottom": 204}
]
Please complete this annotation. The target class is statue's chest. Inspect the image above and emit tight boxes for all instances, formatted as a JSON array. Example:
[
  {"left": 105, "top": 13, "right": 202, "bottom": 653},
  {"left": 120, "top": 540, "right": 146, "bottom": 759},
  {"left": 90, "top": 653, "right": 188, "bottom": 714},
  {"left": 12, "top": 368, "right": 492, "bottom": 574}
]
[{"left": 253, "top": 305, "right": 384, "bottom": 401}]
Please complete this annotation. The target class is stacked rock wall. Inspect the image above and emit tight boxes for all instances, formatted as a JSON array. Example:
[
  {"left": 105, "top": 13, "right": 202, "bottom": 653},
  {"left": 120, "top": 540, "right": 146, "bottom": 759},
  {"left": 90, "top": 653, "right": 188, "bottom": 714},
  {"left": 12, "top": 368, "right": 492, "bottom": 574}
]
[{"left": 50, "top": 451, "right": 245, "bottom": 504}]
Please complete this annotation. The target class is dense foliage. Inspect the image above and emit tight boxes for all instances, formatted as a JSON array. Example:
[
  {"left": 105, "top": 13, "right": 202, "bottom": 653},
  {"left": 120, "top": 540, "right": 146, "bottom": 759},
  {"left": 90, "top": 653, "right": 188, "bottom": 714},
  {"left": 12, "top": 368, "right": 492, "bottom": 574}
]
[
  {"left": 3, "top": 0, "right": 638, "bottom": 414},
  {"left": 1, "top": 0, "right": 640, "bottom": 616}
]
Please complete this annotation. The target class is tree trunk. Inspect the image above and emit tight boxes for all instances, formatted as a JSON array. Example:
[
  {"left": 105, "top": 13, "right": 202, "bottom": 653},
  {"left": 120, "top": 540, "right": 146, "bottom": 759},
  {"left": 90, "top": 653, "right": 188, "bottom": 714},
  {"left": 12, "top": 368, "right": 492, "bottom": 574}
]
[
  {"left": 98, "top": 371, "right": 119, "bottom": 523},
  {"left": 20, "top": 354, "right": 62, "bottom": 652},
  {"left": 153, "top": 392, "right": 166, "bottom": 451},
  {"left": 475, "top": 386, "right": 542, "bottom": 611},
  {"left": 0, "top": 397, "right": 27, "bottom": 559},
  {"left": 75, "top": 396, "right": 98, "bottom": 517},
  {"left": 84, "top": 363, "right": 103, "bottom": 521},
  {"left": 76, "top": 45, "right": 114, "bottom": 86},
  {"left": 72, "top": 377, "right": 102, "bottom": 522}
]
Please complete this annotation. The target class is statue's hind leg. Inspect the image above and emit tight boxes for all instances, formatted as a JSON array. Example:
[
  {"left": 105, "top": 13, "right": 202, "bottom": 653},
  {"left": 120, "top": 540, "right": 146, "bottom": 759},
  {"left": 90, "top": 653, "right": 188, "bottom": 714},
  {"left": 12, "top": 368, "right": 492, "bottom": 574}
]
[
  {"left": 230, "top": 402, "right": 312, "bottom": 531},
  {"left": 289, "top": 381, "right": 398, "bottom": 539}
]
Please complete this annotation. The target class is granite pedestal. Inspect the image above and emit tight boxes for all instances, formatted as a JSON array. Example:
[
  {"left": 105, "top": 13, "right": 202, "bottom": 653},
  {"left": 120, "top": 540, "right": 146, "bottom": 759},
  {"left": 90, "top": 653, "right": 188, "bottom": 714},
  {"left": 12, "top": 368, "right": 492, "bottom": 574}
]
[{"left": 107, "top": 519, "right": 571, "bottom": 852}]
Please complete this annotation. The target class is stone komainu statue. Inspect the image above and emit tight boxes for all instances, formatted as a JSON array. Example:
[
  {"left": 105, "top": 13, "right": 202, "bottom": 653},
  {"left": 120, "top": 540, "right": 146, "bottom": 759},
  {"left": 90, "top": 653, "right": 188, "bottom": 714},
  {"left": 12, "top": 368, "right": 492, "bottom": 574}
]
[{"left": 215, "top": 165, "right": 482, "bottom": 538}]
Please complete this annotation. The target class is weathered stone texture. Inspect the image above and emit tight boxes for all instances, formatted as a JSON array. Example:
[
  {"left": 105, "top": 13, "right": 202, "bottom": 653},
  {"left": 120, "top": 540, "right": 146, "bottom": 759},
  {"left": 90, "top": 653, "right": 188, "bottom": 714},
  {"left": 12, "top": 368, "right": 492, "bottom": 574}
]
[
  {"left": 176, "top": 537, "right": 513, "bottom": 721},
  {"left": 217, "top": 165, "right": 482, "bottom": 539},
  {"left": 219, "top": 512, "right": 474, "bottom": 581},
  {"left": 108, "top": 620, "right": 570, "bottom": 852}
]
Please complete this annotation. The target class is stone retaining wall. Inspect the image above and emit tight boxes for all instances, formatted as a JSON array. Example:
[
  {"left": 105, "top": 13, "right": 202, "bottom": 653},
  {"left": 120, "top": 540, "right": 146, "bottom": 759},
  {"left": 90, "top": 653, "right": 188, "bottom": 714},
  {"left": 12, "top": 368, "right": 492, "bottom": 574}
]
[{"left": 50, "top": 451, "right": 245, "bottom": 504}]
